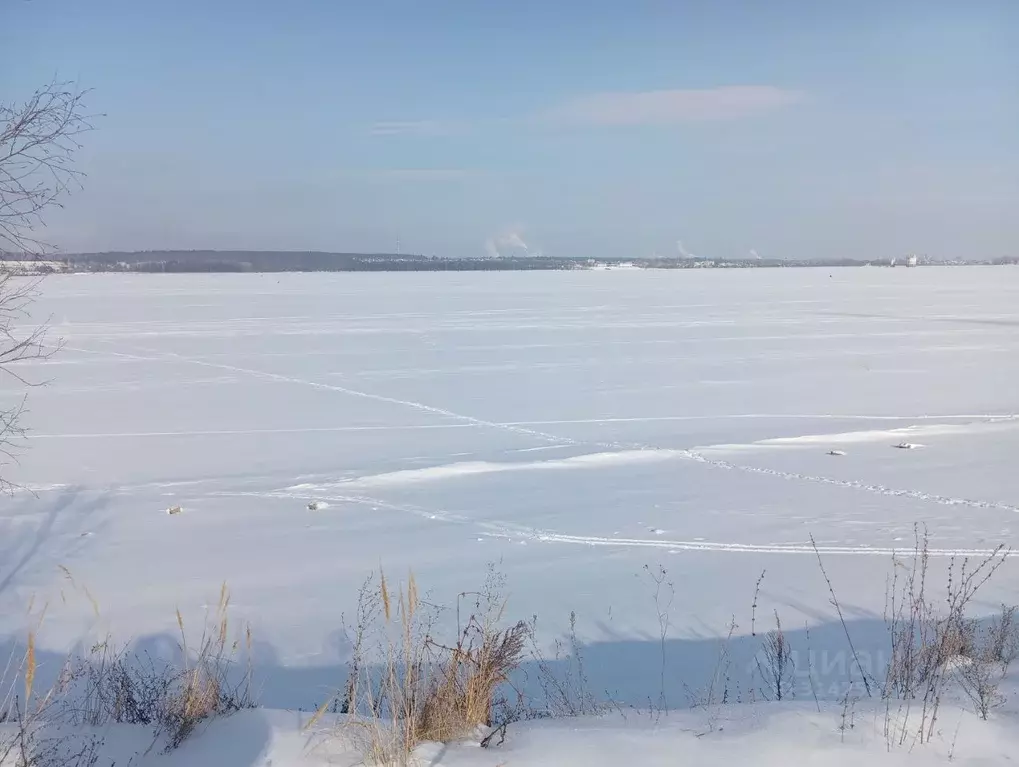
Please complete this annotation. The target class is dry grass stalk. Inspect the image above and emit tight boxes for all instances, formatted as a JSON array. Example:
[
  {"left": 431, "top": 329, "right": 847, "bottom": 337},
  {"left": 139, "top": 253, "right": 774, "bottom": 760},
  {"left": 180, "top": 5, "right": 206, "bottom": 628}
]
[
  {"left": 157, "top": 583, "right": 253, "bottom": 750},
  {"left": 1, "top": 612, "right": 76, "bottom": 765},
  {"left": 811, "top": 535, "right": 873, "bottom": 697},
  {"left": 23, "top": 633, "right": 35, "bottom": 704},
  {"left": 418, "top": 613, "right": 529, "bottom": 743},
  {"left": 54, "top": 584, "right": 254, "bottom": 751},
  {"left": 318, "top": 568, "right": 527, "bottom": 765},
  {"left": 1, "top": 583, "right": 258, "bottom": 761}
]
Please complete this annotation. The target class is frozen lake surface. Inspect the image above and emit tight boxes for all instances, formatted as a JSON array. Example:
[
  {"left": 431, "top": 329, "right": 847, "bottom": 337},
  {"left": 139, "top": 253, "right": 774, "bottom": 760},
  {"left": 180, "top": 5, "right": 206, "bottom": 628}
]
[{"left": 3, "top": 267, "right": 1019, "bottom": 707}]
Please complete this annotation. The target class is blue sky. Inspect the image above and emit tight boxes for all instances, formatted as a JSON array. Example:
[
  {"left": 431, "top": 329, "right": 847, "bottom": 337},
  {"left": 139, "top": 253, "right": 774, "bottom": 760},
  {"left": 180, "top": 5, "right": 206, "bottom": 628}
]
[{"left": 4, "top": 0, "right": 1017, "bottom": 259}]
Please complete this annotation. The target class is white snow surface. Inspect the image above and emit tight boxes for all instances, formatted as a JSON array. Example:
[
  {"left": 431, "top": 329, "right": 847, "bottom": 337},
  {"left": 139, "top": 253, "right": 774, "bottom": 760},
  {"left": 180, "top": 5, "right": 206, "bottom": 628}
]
[
  {"left": 3, "top": 268, "right": 1019, "bottom": 722},
  {"left": 6, "top": 701, "right": 1019, "bottom": 766}
]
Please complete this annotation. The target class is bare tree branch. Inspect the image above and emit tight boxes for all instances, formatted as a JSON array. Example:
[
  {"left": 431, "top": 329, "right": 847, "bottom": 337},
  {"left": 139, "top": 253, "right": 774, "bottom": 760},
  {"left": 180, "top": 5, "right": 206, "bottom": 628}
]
[
  {"left": 0, "top": 79, "right": 96, "bottom": 257},
  {"left": 0, "top": 80, "right": 94, "bottom": 490}
]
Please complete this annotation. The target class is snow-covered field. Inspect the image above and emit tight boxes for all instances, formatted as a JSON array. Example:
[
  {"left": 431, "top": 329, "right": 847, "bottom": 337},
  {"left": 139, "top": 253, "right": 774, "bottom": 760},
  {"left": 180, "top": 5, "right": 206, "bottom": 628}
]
[
  {"left": 9, "top": 702, "right": 1019, "bottom": 766},
  {"left": 3, "top": 267, "right": 1019, "bottom": 762}
]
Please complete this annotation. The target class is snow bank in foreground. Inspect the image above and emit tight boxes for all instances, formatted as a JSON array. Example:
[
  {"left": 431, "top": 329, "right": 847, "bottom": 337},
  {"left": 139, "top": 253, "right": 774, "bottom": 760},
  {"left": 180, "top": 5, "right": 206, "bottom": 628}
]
[{"left": 8, "top": 702, "right": 1015, "bottom": 766}]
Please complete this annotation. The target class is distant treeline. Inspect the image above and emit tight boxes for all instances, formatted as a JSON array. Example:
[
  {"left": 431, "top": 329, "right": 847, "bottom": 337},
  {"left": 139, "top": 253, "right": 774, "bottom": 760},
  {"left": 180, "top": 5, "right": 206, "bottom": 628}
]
[
  {"left": 14, "top": 250, "right": 1017, "bottom": 273},
  {"left": 67, "top": 251, "right": 578, "bottom": 272}
]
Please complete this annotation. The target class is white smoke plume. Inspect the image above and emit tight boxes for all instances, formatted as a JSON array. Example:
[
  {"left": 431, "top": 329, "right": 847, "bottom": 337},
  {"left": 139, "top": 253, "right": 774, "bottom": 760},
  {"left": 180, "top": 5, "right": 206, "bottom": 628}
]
[
  {"left": 749, "top": 248, "right": 761, "bottom": 260},
  {"left": 485, "top": 227, "right": 540, "bottom": 258},
  {"left": 676, "top": 239, "right": 696, "bottom": 259}
]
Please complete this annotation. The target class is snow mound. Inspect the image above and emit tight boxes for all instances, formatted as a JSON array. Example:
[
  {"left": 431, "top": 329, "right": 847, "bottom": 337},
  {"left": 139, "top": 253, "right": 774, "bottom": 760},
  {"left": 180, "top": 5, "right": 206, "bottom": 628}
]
[{"left": 287, "top": 450, "right": 687, "bottom": 492}]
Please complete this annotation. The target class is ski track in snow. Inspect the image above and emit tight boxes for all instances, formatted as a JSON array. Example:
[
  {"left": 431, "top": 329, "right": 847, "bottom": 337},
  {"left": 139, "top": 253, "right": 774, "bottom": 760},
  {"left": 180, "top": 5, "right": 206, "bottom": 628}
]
[
  {"left": 224, "top": 489, "right": 1008, "bottom": 558},
  {"left": 67, "top": 343, "right": 591, "bottom": 450},
  {"left": 24, "top": 412, "right": 1016, "bottom": 440},
  {"left": 682, "top": 452, "right": 1019, "bottom": 514},
  {"left": 57, "top": 342, "right": 1019, "bottom": 556},
  {"left": 278, "top": 441, "right": 1019, "bottom": 517}
]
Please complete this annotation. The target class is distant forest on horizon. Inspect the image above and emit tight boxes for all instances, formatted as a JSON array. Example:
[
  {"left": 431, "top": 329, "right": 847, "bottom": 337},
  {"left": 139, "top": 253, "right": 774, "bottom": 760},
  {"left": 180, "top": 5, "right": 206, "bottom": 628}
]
[{"left": 5, "top": 250, "right": 1016, "bottom": 272}]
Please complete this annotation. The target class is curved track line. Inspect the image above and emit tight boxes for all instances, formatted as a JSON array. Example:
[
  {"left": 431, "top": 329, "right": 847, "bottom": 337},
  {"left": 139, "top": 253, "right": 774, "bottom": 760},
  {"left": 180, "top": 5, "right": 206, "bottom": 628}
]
[
  {"left": 62, "top": 345, "right": 1018, "bottom": 517},
  {"left": 484, "top": 531, "right": 1006, "bottom": 558},
  {"left": 82, "top": 343, "right": 588, "bottom": 449},
  {"left": 27, "top": 413, "right": 1015, "bottom": 440},
  {"left": 236, "top": 490, "right": 1007, "bottom": 558},
  {"left": 275, "top": 445, "right": 1019, "bottom": 516},
  {"left": 686, "top": 452, "right": 1019, "bottom": 514}
]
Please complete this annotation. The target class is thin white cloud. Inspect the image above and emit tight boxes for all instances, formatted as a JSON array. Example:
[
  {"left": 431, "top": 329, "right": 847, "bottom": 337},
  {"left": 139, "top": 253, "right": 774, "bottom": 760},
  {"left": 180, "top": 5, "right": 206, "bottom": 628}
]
[
  {"left": 369, "top": 120, "right": 465, "bottom": 136},
  {"left": 374, "top": 169, "right": 472, "bottom": 181},
  {"left": 371, "top": 86, "right": 801, "bottom": 137},
  {"left": 326, "top": 168, "right": 474, "bottom": 182},
  {"left": 541, "top": 86, "right": 802, "bottom": 126}
]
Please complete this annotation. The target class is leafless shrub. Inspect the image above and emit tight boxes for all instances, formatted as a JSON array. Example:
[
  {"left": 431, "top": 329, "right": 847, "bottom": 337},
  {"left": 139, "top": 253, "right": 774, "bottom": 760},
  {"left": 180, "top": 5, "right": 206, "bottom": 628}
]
[
  {"left": 750, "top": 569, "right": 766, "bottom": 637},
  {"left": 1, "top": 626, "right": 88, "bottom": 767},
  {"left": 58, "top": 584, "right": 254, "bottom": 752},
  {"left": 981, "top": 604, "right": 1019, "bottom": 666},
  {"left": 803, "top": 623, "right": 821, "bottom": 712},
  {"left": 335, "top": 573, "right": 384, "bottom": 716},
  {"left": 67, "top": 641, "right": 174, "bottom": 728},
  {"left": 882, "top": 526, "right": 1009, "bottom": 747},
  {"left": 955, "top": 655, "right": 1004, "bottom": 721},
  {"left": 838, "top": 687, "right": 859, "bottom": 742},
  {"left": 528, "top": 611, "right": 597, "bottom": 718},
  {"left": 643, "top": 564, "right": 674, "bottom": 713},
  {"left": 954, "top": 604, "right": 1019, "bottom": 720},
  {"left": 684, "top": 617, "right": 739, "bottom": 734},
  {"left": 3, "top": 586, "right": 252, "bottom": 762},
  {"left": 1, "top": 707, "right": 102, "bottom": 767},
  {"left": 756, "top": 611, "right": 794, "bottom": 701}
]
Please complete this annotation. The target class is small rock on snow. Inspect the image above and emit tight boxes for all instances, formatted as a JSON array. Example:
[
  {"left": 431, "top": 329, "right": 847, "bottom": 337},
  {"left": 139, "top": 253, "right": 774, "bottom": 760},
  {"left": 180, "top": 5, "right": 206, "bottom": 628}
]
[
  {"left": 827, "top": 450, "right": 847, "bottom": 456},
  {"left": 307, "top": 500, "right": 328, "bottom": 511}
]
